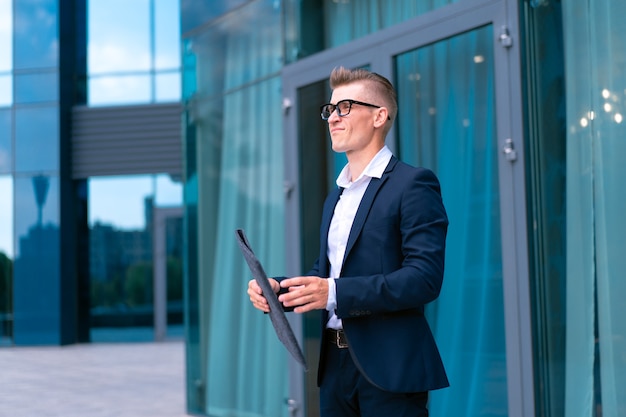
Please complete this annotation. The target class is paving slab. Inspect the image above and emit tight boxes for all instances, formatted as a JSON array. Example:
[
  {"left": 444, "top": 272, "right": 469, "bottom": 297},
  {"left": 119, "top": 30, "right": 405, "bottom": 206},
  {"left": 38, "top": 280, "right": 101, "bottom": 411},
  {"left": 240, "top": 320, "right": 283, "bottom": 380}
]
[{"left": 0, "top": 341, "right": 188, "bottom": 417}]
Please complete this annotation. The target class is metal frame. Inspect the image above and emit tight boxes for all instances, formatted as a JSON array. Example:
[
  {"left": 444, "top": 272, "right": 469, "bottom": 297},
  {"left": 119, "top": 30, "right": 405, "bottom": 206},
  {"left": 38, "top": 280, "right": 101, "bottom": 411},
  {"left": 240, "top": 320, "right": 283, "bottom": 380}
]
[{"left": 281, "top": 0, "right": 534, "bottom": 416}]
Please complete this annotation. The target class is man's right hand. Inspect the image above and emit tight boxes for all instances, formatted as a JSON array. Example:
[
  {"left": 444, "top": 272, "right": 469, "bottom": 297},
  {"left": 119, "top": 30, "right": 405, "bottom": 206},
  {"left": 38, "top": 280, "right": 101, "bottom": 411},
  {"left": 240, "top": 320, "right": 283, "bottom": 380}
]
[{"left": 247, "top": 278, "right": 280, "bottom": 313}]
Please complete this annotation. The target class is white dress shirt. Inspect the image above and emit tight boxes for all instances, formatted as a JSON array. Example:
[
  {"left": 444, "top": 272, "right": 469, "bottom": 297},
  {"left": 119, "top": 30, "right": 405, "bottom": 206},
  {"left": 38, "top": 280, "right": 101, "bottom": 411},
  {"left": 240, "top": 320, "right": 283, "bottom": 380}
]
[{"left": 325, "top": 146, "right": 393, "bottom": 329}]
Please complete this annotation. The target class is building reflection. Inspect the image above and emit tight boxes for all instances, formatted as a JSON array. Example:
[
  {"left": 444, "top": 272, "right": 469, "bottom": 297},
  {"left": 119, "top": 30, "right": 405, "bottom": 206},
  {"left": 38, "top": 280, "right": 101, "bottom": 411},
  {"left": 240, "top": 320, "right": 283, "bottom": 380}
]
[{"left": 89, "top": 197, "right": 183, "bottom": 339}]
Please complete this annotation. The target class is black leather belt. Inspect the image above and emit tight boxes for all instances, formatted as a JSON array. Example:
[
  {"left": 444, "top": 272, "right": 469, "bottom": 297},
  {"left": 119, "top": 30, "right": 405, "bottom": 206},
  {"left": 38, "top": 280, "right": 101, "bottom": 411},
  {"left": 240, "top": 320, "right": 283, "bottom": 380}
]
[{"left": 327, "top": 328, "right": 348, "bottom": 348}]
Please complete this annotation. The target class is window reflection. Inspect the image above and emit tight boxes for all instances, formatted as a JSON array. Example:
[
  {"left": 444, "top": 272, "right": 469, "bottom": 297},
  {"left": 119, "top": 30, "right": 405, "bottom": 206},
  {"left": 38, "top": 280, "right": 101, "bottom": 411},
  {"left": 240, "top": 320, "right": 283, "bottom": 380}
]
[
  {"left": 13, "top": 175, "right": 59, "bottom": 258},
  {"left": 0, "top": 75, "right": 12, "bottom": 107},
  {"left": 15, "top": 71, "right": 59, "bottom": 104},
  {"left": 155, "top": 72, "right": 182, "bottom": 102},
  {"left": 88, "top": 174, "right": 183, "bottom": 342},
  {"left": 88, "top": 0, "right": 182, "bottom": 106},
  {"left": 15, "top": 106, "right": 59, "bottom": 173},
  {"left": 0, "top": 0, "right": 12, "bottom": 72},
  {"left": 155, "top": 0, "right": 181, "bottom": 70},
  {"left": 13, "top": 0, "right": 58, "bottom": 69},
  {"left": 0, "top": 176, "right": 12, "bottom": 344},
  {"left": 88, "top": 0, "right": 151, "bottom": 74},
  {"left": 88, "top": 75, "right": 152, "bottom": 107},
  {"left": 0, "top": 109, "right": 11, "bottom": 173}
]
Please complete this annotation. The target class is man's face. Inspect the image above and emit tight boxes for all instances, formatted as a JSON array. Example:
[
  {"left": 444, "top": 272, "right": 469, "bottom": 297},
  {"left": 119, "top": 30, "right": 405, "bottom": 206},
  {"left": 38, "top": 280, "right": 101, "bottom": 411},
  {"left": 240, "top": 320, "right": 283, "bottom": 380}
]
[{"left": 326, "top": 83, "right": 379, "bottom": 155}]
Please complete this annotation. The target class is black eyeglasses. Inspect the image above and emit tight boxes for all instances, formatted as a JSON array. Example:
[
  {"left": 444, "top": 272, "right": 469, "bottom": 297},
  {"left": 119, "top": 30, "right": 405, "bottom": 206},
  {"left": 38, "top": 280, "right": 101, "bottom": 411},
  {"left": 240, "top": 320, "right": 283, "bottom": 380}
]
[{"left": 320, "top": 99, "right": 383, "bottom": 120}]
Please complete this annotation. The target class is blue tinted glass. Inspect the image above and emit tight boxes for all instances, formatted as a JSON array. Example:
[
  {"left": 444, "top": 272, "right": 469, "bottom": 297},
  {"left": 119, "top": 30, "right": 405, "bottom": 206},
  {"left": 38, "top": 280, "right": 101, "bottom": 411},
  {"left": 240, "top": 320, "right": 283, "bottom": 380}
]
[
  {"left": 189, "top": 0, "right": 281, "bottom": 96},
  {"left": 0, "top": 0, "right": 11, "bottom": 72},
  {"left": 0, "top": 74, "right": 12, "bottom": 106},
  {"left": 0, "top": 109, "right": 11, "bottom": 173},
  {"left": 180, "top": 0, "right": 246, "bottom": 33},
  {"left": 155, "top": 72, "right": 181, "bottom": 102},
  {"left": 88, "top": 0, "right": 151, "bottom": 74},
  {"left": 0, "top": 176, "right": 13, "bottom": 258},
  {"left": 88, "top": 75, "right": 152, "bottom": 106},
  {"left": 14, "top": 0, "right": 58, "bottom": 69},
  {"left": 155, "top": 0, "right": 181, "bottom": 70},
  {"left": 15, "top": 71, "right": 58, "bottom": 104},
  {"left": 13, "top": 174, "right": 60, "bottom": 344},
  {"left": 0, "top": 175, "right": 13, "bottom": 343},
  {"left": 87, "top": 171, "right": 184, "bottom": 343},
  {"left": 15, "top": 106, "right": 59, "bottom": 173},
  {"left": 14, "top": 174, "right": 59, "bottom": 247}
]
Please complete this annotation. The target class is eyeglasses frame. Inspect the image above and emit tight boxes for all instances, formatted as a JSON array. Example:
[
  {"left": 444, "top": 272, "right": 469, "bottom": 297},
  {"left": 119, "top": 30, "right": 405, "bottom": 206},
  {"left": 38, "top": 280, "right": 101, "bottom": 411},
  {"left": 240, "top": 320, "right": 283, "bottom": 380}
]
[{"left": 320, "top": 99, "right": 385, "bottom": 120}]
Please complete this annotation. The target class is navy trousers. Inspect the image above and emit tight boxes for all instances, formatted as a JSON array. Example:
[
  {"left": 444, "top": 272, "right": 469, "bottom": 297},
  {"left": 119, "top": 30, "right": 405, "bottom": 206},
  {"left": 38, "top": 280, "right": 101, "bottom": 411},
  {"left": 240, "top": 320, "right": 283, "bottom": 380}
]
[{"left": 319, "top": 343, "right": 429, "bottom": 417}]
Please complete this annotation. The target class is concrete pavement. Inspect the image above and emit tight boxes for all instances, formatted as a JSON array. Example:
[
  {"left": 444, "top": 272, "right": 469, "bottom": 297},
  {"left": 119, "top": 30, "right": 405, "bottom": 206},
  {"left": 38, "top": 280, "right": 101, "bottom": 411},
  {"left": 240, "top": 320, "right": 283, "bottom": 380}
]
[{"left": 0, "top": 341, "right": 189, "bottom": 417}]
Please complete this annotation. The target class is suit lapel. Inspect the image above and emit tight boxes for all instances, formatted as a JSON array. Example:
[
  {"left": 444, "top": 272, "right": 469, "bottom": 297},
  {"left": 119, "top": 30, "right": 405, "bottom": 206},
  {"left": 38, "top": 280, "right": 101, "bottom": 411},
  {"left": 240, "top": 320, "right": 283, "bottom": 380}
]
[{"left": 342, "top": 157, "right": 397, "bottom": 265}]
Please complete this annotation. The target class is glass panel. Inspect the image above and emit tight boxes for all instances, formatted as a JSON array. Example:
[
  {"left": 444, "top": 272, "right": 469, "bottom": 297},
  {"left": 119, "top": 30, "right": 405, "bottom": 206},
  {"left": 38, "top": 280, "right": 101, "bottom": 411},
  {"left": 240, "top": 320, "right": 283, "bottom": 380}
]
[
  {"left": 88, "top": 0, "right": 151, "bottom": 74},
  {"left": 0, "top": 108, "right": 10, "bottom": 173},
  {"left": 15, "top": 106, "right": 59, "bottom": 173},
  {"left": 180, "top": 0, "right": 247, "bottom": 33},
  {"left": 155, "top": 0, "right": 181, "bottom": 70},
  {"left": 186, "top": 76, "right": 288, "bottom": 415},
  {"left": 285, "top": 0, "right": 459, "bottom": 62},
  {"left": 564, "top": 1, "right": 626, "bottom": 416},
  {"left": 520, "top": 3, "right": 567, "bottom": 417},
  {"left": 13, "top": 174, "right": 60, "bottom": 344},
  {"left": 0, "top": 0, "right": 11, "bottom": 72},
  {"left": 15, "top": 71, "right": 58, "bottom": 104},
  {"left": 88, "top": 174, "right": 183, "bottom": 342},
  {"left": 395, "top": 25, "right": 508, "bottom": 416},
  {"left": 88, "top": 75, "right": 152, "bottom": 106},
  {"left": 187, "top": 0, "right": 282, "bottom": 97},
  {"left": 0, "top": 74, "right": 11, "bottom": 107},
  {"left": 0, "top": 176, "right": 13, "bottom": 345},
  {"left": 13, "top": 0, "right": 58, "bottom": 69},
  {"left": 155, "top": 72, "right": 181, "bottom": 103},
  {"left": 89, "top": 175, "right": 155, "bottom": 342}
]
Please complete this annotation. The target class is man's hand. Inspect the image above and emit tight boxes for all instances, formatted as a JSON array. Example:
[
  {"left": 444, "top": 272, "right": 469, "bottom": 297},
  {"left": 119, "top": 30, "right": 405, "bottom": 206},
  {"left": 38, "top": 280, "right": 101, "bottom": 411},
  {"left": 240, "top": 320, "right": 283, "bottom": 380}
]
[
  {"left": 247, "top": 278, "right": 280, "bottom": 313},
  {"left": 278, "top": 276, "right": 329, "bottom": 313}
]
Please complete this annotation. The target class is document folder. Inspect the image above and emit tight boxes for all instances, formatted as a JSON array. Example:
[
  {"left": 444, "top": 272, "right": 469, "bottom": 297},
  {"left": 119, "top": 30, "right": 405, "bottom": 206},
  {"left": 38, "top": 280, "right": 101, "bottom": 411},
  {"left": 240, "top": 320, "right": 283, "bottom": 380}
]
[{"left": 235, "top": 229, "right": 307, "bottom": 370}]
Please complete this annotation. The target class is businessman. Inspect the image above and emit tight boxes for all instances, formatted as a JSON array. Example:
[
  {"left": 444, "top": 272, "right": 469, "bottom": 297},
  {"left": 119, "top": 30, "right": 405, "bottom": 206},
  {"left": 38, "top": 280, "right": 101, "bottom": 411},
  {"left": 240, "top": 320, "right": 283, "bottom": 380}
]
[{"left": 248, "top": 66, "right": 449, "bottom": 417}]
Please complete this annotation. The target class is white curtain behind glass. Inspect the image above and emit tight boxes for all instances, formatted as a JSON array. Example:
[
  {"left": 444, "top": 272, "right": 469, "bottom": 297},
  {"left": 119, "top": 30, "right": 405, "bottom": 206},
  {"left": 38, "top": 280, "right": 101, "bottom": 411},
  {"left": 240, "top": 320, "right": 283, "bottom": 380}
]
[{"left": 564, "top": 2, "right": 626, "bottom": 417}]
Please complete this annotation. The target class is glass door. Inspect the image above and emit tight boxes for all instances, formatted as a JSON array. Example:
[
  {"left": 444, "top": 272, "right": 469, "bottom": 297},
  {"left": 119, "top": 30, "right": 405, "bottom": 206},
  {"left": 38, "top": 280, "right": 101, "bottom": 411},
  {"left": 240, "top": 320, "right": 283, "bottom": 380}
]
[{"left": 282, "top": 1, "right": 531, "bottom": 417}]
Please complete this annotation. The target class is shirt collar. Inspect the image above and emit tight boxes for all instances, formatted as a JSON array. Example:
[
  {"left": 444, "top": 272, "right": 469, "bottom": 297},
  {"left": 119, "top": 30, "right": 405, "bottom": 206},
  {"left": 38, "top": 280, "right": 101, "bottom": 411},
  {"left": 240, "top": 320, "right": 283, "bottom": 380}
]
[{"left": 336, "top": 146, "right": 393, "bottom": 188}]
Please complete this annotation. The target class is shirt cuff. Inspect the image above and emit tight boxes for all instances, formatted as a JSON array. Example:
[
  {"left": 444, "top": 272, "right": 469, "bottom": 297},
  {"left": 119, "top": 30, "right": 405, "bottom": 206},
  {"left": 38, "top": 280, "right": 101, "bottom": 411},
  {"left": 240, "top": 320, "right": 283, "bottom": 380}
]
[{"left": 326, "top": 278, "right": 337, "bottom": 312}]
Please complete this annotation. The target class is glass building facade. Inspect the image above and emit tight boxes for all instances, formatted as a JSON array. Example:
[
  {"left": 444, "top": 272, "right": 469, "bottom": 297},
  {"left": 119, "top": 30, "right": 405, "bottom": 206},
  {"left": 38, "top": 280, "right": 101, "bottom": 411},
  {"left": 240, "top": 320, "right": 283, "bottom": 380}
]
[
  {"left": 181, "top": 1, "right": 626, "bottom": 417},
  {"left": 1, "top": 0, "right": 625, "bottom": 417}
]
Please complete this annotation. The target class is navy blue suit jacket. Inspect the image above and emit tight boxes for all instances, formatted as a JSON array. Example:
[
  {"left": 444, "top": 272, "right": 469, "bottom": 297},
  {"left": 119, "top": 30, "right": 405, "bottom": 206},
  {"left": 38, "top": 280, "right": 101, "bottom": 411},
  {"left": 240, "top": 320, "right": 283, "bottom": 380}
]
[{"left": 308, "top": 156, "right": 449, "bottom": 393}]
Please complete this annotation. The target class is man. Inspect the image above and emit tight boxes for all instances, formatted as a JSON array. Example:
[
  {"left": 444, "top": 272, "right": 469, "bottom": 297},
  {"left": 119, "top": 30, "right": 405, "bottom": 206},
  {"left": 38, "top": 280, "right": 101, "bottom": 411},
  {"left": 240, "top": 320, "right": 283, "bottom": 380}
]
[{"left": 248, "top": 66, "right": 449, "bottom": 416}]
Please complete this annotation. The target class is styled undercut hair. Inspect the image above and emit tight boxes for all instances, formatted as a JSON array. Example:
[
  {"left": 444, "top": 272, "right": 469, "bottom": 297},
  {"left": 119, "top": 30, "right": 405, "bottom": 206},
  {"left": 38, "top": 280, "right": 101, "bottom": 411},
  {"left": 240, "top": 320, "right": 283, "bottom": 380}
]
[{"left": 329, "top": 66, "right": 398, "bottom": 124}]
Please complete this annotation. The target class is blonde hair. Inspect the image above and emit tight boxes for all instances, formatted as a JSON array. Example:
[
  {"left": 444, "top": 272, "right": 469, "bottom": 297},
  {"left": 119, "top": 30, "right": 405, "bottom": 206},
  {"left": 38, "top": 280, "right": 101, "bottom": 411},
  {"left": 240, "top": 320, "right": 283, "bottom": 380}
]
[{"left": 329, "top": 66, "right": 398, "bottom": 124}]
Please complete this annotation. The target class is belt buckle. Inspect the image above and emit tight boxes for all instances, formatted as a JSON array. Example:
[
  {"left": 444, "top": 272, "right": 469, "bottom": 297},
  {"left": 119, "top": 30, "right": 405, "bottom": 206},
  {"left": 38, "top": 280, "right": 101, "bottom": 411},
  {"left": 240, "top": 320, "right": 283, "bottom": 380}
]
[{"left": 335, "top": 330, "right": 348, "bottom": 348}]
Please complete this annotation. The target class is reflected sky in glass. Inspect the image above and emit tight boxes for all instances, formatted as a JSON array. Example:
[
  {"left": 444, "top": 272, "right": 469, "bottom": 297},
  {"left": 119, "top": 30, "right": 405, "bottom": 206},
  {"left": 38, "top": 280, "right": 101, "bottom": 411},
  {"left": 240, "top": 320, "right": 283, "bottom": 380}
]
[
  {"left": 155, "top": 0, "right": 181, "bottom": 70},
  {"left": 87, "top": 0, "right": 181, "bottom": 106},
  {"left": 0, "top": 176, "right": 13, "bottom": 258},
  {"left": 15, "top": 106, "right": 59, "bottom": 173},
  {"left": 15, "top": 71, "right": 58, "bottom": 104},
  {"left": 89, "top": 174, "right": 182, "bottom": 229},
  {"left": 88, "top": 0, "right": 151, "bottom": 74},
  {"left": 88, "top": 75, "right": 151, "bottom": 106},
  {"left": 0, "top": 109, "right": 10, "bottom": 173},
  {"left": 13, "top": 0, "right": 58, "bottom": 69},
  {"left": 0, "top": 0, "right": 11, "bottom": 72},
  {"left": 0, "top": 75, "right": 11, "bottom": 107}
]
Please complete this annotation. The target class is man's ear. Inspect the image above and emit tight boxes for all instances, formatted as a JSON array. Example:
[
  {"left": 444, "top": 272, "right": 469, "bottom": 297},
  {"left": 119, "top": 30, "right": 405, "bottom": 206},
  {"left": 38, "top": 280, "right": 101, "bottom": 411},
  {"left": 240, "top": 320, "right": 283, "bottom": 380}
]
[{"left": 373, "top": 107, "right": 389, "bottom": 128}]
